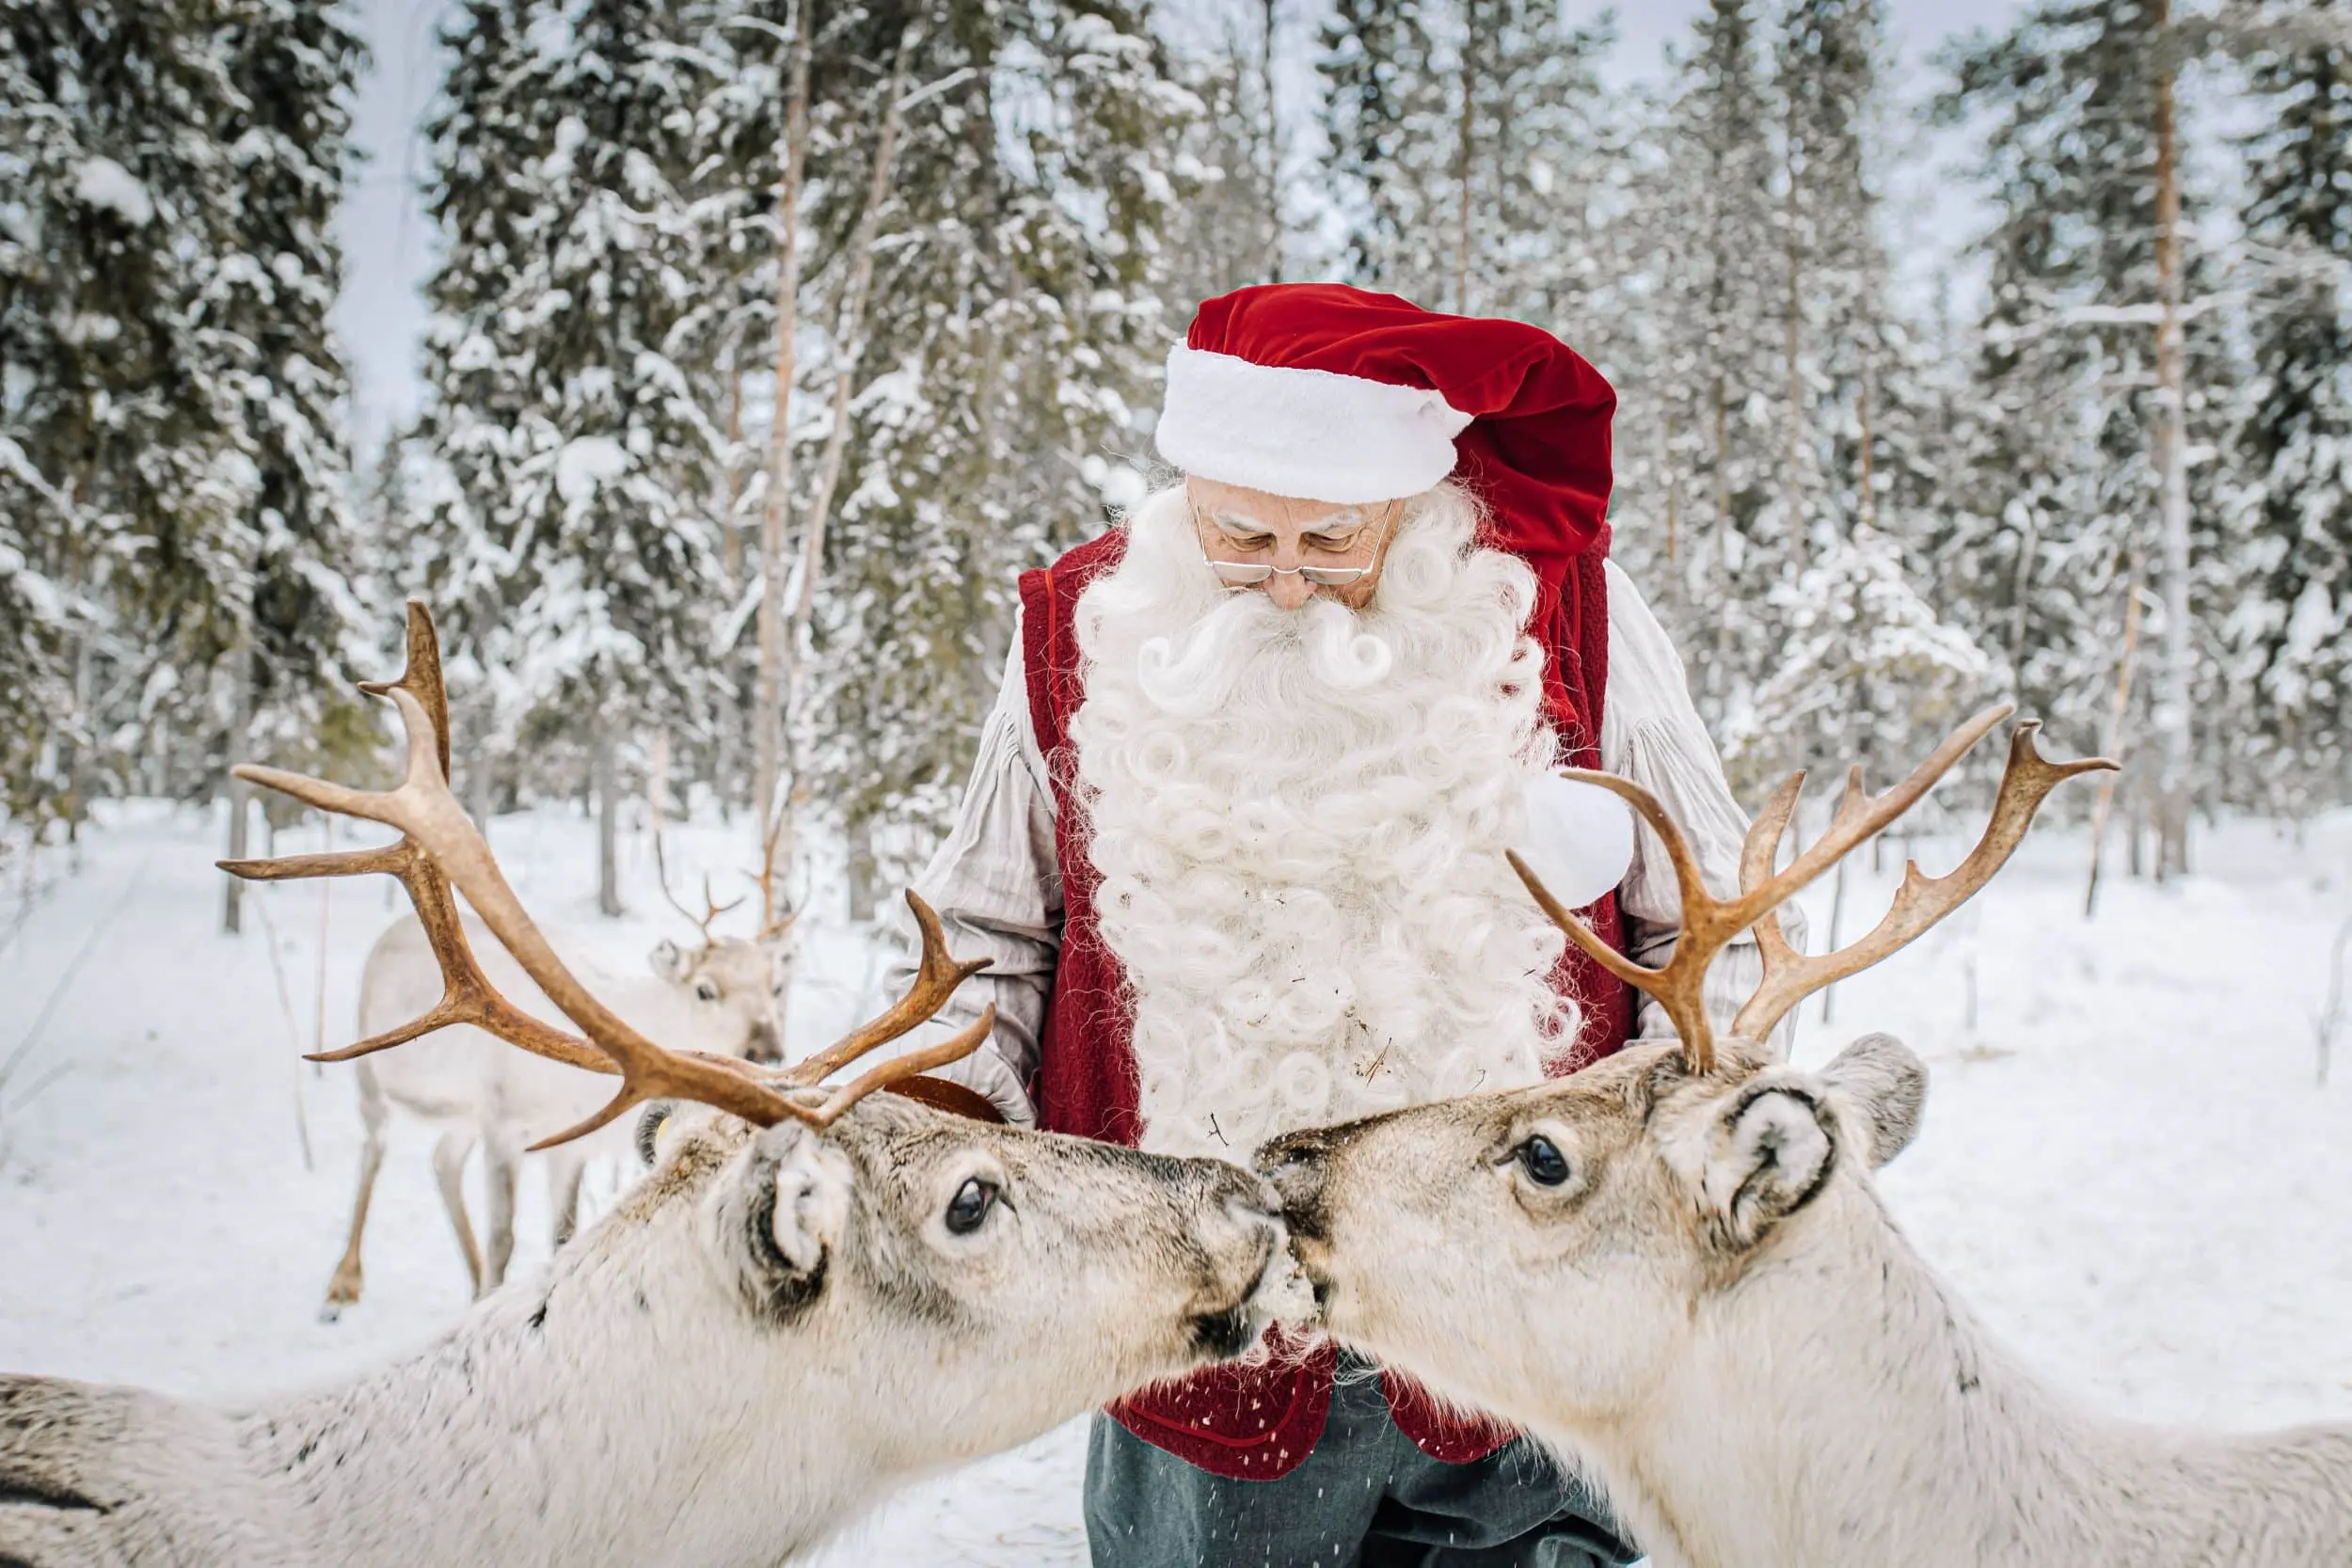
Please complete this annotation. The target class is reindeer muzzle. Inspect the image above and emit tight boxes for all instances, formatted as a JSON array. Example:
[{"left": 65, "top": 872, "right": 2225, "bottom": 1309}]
[{"left": 1254, "top": 1129, "right": 1333, "bottom": 1244}]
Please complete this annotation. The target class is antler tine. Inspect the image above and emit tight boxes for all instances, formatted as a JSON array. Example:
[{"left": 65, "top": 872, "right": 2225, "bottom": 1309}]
[
  {"left": 1737, "top": 705, "right": 2014, "bottom": 919},
  {"left": 1740, "top": 769, "right": 1815, "bottom": 982},
  {"left": 755, "top": 806, "right": 798, "bottom": 941},
  {"left": 783, "top": 891, "right": 993, "bottom": 1087},
  {"left": 1729, "top": 721, "right": 2115, "bottom": 1041},
  {"left": 1511, "top": 706, "right": 2099, "bottom": 1076},
  {"left": 796, "top": 1006, "right": 998, "bottom": 1127},
  {"left": 651, "top": 821, "right": 745, "bottom": 945},
  {"left": 223, "top": 610, "right": 612, "bottom": 1076},
  {"left": 1509, "top": 763, "right": 1752, "bottom": 1072},
  {"left": 223, "top": 839, "right": 612, "bottom": 1073},
  {"left": 231, "top": 603, "right": 826, "bottom": 1149}
]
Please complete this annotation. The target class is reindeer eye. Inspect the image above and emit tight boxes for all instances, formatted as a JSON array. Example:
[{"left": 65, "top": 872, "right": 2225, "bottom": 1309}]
[
  {"left": 635, "top": 1105, "right": 675, "bottom": 1166},
  {"left": 1515, "top": 1136, "right": 1570, "bottom": 1188},
  {"left": 945, "top": 1178, "right": 997, "bottom": 1235},
  {"left": 693, "top": 981, "right": 720, "bottom": 1004}
]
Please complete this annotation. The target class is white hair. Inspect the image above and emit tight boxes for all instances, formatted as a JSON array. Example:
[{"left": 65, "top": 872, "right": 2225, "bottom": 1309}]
[{"left": 1069, "top": 482, "right": 1575, "bottom": 1159}]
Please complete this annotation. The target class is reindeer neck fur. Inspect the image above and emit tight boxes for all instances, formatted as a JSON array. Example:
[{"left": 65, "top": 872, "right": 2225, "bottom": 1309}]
[
  {"left": 234, "top": 1129, "right": 893, "bottom": 1568},
  {"left": 1557, "top": 1177, "right": 2352, "bottom": 1568}
]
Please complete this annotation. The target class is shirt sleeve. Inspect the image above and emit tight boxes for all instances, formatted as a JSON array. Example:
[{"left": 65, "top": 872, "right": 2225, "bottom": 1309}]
[
  {"left": 878, "top": 615, "right": 1062, "bottom": 1125},
  {"left": 1598, "top": 560, "right": 1808, "bottom": 1058}
]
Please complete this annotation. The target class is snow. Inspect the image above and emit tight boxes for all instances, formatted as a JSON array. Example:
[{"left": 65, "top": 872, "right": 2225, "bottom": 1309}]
[
  {"left": 4, "top": 801, "right": 2350, "bottom": 1562},
  {"left": 72, "top": 156, "right": 153, "bottom": 226},
  {"left": 553, "top": 435, "right": 629, "bottom": 504}
]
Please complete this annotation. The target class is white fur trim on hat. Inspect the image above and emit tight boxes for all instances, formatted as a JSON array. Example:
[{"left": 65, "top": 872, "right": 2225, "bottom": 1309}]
[{"left": 1154, "top": 344, "right": 1473, "bottom": 503}]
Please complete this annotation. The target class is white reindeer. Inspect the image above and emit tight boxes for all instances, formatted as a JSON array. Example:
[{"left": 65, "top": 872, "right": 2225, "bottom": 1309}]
[
  {"left": 325, "top": 863, "right": 792, "bottom": 1318},
  {"left": 0, "top": 608, "right": 1306, "bottom": 1568},
  {"left": 1264, "top": 710, "right": 2352, "bottom": 1568}
]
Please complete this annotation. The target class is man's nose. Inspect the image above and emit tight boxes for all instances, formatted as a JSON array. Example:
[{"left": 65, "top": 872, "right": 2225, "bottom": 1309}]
[{"left": 1265, "top": 570, "right": 1314, "bottom": 610}]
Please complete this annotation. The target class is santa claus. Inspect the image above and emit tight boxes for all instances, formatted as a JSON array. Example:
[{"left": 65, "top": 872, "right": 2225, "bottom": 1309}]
[{"left": 894, "top": 284, "right": 1794, "bottom": 1568}]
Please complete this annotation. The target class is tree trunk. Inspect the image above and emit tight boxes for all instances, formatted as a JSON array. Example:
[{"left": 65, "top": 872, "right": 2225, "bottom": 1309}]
[
  {"left": 1709, "top": 372, "right": 1734, "bottom": 710},
  {"left": 753, "top": 0, "right": 814, "bottom": 894},
  {"left": 847, "top": 814, "right": 879, "bottom": 924},
  {"left": 2083, "top": 559, "right": 2144, "bottom": 918},
  {"left": 721, "top": 370, "right": 746, "bottom": 583},
  {"left": 1856, "top": 358, "right": 1877, "bottom": 533},
  {"left": 1454, "top": 0, "right": 1479, "bottom": 314},
  {"left": 221, "top": 649, "right": 254, "bottom": 935},
  {"left": 772, "top": 24, "right": 919, "bottom": 921},
  {"left": 594, "top": 721, "right": 622, "bottom": 920},
  {"left": 1783, "top": 87, "right": 1805, "bottom": 571},
  {"left": 1259, "top": 0, "right": 1280, "bottom": 280},
  {"left": 2150, "top": 0, "right": 2194, "bottom": 879}
]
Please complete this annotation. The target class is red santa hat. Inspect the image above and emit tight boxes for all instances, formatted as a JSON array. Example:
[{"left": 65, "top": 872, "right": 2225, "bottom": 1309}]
[
  {"left": 1158, "top": 284, "right": 1630, "bottom": 900},
  {"left": 1154, "top": 283, "right": 1617, "bottom": 571}
]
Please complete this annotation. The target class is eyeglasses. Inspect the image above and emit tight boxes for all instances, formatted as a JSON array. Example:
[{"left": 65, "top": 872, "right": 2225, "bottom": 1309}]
[{"left": 1193, "top": 499, "right": 1401, "bottom": 589}]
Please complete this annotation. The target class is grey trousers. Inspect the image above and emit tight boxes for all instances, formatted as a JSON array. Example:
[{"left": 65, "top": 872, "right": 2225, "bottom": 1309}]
[{"left": 1083, "top": 1358, "right": 1640, "bottom": 1568}]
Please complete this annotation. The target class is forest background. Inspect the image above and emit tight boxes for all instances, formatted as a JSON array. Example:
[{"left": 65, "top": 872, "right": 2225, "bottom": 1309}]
[{"left": 8, "top": 0, "right": 2348, "bottom": 934}]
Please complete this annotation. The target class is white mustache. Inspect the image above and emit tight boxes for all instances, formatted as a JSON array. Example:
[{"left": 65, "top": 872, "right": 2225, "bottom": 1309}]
[{"left": 1136, "top": 594, "right": 1395, "bottom": 717}]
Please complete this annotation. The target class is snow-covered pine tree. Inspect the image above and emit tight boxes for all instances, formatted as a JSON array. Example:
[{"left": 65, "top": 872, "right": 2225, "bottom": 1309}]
[
  {"left": 1936, "top": 0, "right": 2236, "bottom": 800},
  {"left": 1318, "top": 0, "right": 1623, "bottom": 328},
  {"left": 697, "top": 1, "right": 1193, "bottom": 905},
  {"left": 1, "top": 0, "right": 362, "bottom": 836},
  {"left": 2232, "top": 0, "right": 2352, "bottom": 813},
  {"left": 819, "top": 3, "right": 1195, "bottom": 897},
  {"left": 1712, "top": 0, "right": 1992, "bottom": 791},
  {"left": 1619, "top": 0, "right": 1787, "bottom": 748},
  {"left": 3, "top": 0, "right": 245, "bottom": 822},
  {"left": 405, "top": 0, "right": 729, "bottom": 911},
  {"left": 0, "top": 0, "right": 106, "bottom": 823},
  {"left": 401, "top": 0, "right": 558, "bottom": 819},
  {"left": 210, "top": 0, "right": 373, "bottom": 782},
  {"left": 1165, "top": 1, "right": 1285, "bottom": 303}
]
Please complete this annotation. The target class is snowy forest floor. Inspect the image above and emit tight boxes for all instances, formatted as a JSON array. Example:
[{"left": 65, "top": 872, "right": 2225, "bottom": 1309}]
[{"left": 2, "top": 799, "right": 2350, "bottom": 1563}]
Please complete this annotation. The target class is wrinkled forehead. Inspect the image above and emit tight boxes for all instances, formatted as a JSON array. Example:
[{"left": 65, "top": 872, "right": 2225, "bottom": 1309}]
[{"left": 1185, "top": 474, "right": 1399, "bottom": 530}]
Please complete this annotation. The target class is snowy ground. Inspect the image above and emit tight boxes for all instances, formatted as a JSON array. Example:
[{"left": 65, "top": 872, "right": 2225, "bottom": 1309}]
[{"left": 2, "top": 798, "right": 2350, "bottom": 1563}]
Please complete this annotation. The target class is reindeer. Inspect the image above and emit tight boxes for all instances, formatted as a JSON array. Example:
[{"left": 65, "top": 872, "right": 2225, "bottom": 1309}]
[
  {"left": 0, "top": 606, "right": 1308, "bottom": 1568},
  {"left": 1265, "top": 707, "right": 2352, "bottom": 1568},
  {"left": 323, "top": 836, "right": 794, "bottom": 1320}
]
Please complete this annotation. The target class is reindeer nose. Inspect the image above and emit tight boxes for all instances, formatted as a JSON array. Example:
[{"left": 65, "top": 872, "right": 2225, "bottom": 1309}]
[{"left": 1254, "top": 1129, "right": 1331, "bottom": 1234}]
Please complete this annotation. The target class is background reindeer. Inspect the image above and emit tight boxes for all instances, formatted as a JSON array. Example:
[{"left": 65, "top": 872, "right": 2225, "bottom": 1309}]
[
  {"left": 1264, "top": 709, "right": 2352, "bottom": 1568},
  {"left": 0, "top": 606, "right": 1307, "bottom": 1568},
  {"left": 324, "top": 852, "right": 794, "bottom": 1319}
]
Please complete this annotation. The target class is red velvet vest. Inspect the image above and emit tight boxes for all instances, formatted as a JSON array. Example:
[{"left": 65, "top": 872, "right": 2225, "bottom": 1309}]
[{"left": 1018, "top": 529, "right": 1632, "bottom": 1481}]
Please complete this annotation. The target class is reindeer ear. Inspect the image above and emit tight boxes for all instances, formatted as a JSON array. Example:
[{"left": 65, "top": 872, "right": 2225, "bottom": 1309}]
[
  {"left": 648, "top": 938, "right": 690, "bottom": 982},
  {"left": 1818, "top": 1033, "right": 1928, "bottom": 1168},
  {"left": 1697, "top": 1073, "right": 1839, "bottom": 1254},
  {"left": 752, "top": 1128, "right": 849, "bottom": 1296}
]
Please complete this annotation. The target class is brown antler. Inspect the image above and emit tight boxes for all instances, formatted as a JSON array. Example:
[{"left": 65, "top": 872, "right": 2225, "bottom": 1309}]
[
  {"left": 652, "top": 820, "right": 746, "bottom": 948},
  {"left": 1728, "top": 719, "right": 2113, "bottom": 1043},
  {"left": 224, "top": 601, "right": 997, "bottom": 1148},
  {"left": 1509, "top": 704, "right": 2113, "bottom": 1073},
  {"left": 754, "top": 804, "right": 798, "bottom": 942}
]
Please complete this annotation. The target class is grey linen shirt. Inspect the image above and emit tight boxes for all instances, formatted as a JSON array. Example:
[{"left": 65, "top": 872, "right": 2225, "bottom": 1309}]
[{"left": 886, "top": 558, "right": 1802, "bottom": 1126}]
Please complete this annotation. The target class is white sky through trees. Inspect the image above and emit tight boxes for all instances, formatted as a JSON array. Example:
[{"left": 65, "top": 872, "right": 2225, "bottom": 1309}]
[{"left": 330, "top": 0, "right": 2030, "bottom": 459}]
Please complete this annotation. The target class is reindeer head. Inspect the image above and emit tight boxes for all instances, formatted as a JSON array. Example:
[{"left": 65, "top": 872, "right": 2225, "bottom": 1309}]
[
  {"left": 1261, "top": 706, "right": 2107, "bottom": 1431},
  {"left": 1262, "top": 1032, "right": 1924, "bottom": 1422},
  {"left": 626, "top": 1094, "right": 1296, "bottom": 1458},
  {"left": 650, "top": 825, "right": 797, "bottom": 1067},
  {"left": 648, "top": 934, "right": 790, "bottom": 1065}
]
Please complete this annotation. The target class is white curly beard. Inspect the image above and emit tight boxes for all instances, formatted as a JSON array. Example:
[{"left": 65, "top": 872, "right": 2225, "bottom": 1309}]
[{"left": 1069, "top": 483, "right": 1575, "bottom": 1159}]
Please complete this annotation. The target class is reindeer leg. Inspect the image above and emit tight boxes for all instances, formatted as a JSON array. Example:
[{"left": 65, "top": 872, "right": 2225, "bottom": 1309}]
[
  {"left": 482, "top": 1125, "right": 521, "bottom": 1291},
  {"left": 320, "top": 1064, "right": 389, "bottom": 1323},
  {"left": 432, "top": 1129, "right": 485, "bottom": 1297},
  {"left": 550, "top": 1148, "right": 588, "bottom": 1251}
]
